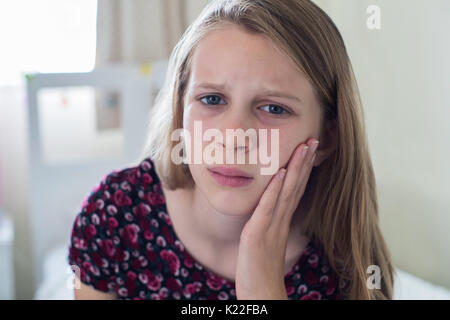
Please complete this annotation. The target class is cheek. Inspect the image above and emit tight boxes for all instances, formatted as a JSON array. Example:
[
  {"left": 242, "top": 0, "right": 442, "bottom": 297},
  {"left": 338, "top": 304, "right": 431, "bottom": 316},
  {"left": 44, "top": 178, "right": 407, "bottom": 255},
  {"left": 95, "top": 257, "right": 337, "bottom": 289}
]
[{"left": 277, "top": 131, "right": 306, "bottom": 168}]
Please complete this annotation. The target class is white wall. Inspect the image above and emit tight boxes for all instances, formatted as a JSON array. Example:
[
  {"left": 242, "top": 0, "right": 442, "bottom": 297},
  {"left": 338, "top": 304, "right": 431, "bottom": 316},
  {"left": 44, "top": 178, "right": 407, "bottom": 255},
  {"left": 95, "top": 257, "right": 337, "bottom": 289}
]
[{"left": 313, "top": 0, "right": 450, "bottom": 289}]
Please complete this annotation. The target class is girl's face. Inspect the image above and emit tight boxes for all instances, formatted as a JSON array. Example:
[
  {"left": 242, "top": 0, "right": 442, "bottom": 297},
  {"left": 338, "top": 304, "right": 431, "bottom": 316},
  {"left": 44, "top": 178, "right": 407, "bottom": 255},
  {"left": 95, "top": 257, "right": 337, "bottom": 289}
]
[{"left": 182, "top": 24, "right": 323, "bottom": 216}]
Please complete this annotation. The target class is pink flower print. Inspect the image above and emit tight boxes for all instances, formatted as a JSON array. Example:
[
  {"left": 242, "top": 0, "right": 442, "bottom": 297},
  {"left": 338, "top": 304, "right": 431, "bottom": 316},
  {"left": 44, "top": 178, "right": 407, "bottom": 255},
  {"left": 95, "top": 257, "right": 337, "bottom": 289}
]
[
  {"left": 327, "top": 273, "right": 338, "bottom": 294},
  {"left": 117, "top": 287, "right": 128, "bottom": 297},
  {"left": 91, "top": 213, "right": 100, "bottom": 225},
  {"left": 142, "top": 173, "right": 153, "bottom": 186},
  {"left": 320, "top": 275, "right": 329, "bottom": 285},
  {"left": 206, "top": 274, "right": 225, "bottom": 291},
  {"left": 161, "top": 225, "right": 173, "bottom": 244},
  {"left": 150, "top": 293, "right": 160, "bottom": 300},
  {"left": 127, "top": 271, "right": 137, "bottom": 281},
  {"left": 146, "top": 188, "right": 165, "bottom": 206},
  {"left": 160, "top": 249, "right": 180, "bottom": 276},
  {"left": 133, "top": 203, "right": 151, "bottom": 219},
  {"left": 124, "top": 212, "right": 134, "bottom": 221},
  {"left": 96, "top": 199, "right": 104, "bottom": 210},
  {"left": 156, "top": 235, "right": 166, "bottom": 247},
  {"left": 81, "top": 261, "right": 92, "bottom": 273},
  {"left": 166, "top": 277, "right": 183, "bottom": 292},
  {"left": 218, "top": 291, "right": 228, "bottom": 300},
  {"left": 144, "top": 230, "right": 154, "bottom": 241},
  {"left": 84, "top": 224, "right": 97, "bottom": 240},
  {"left": 126, "top": 169, "right": 139, "bottom": 185},
  {"left": 297, "top": 284, "right": 308, "bottom": 295},
  {"left": 140, "top": 160, "right": 152, "bottom": 171},
  {"left": 286, "top": 285, "right": 295, "bottom": 296},
  {"left": 158, "top": 211, "right": 171, "bottom": 226},
  {"left": 138, "top": 256, "right": 148, "bottom": 268},
  {"left": 172, "top": 292, "right": 181, "bottom": 299},
  {"left": 122, "top": 224, "right": 140, "bottom": 247},
  {"left": 112, "top": 190, "right": 132, "bottom": 207},
  {"left": 308, "top": 253, "right": 319, "bottom": 268},
  {"left": 106, "top": 204, "right": 118, "bottom": 215},
  {"left": 148, "top": 276, "right": 161, "bottom": 291},
  {"left": 184, "top": 282, "right": 201, "bottom": 298},
  {"left": 120, "top": 181, "right": 131, "bottom": 192},
  {"left": 158, "top": 287, "right": 169, "bottom": 299},
  {"left": 78, "top": 238, "right": 88, "bottom": 250},
  {"left": 175, "top": 240, "right": 184, "bottom": 252},
  {"left": 301, "top": 290, "right": 322, "bottom": 300},
  {"left": 99, "top": 239, "right": 115, "bottom": 258},
  {"left": 150, "top": 219, "right": 159, "bottom": 228},
  {"left": 138, "top": 272, "right": 149, "bottom": 284},
  {"left": 116, "top": 277, "right": 124, "bottom": 287},
  {"left": 107, "top": 217, "right": 118, "bottom": 230},
  {"left": 326, "top": 286, "right": 335, "bottom": 296},
  {"left": 85, "top": 200, "right": 97, "bottom": 214}
]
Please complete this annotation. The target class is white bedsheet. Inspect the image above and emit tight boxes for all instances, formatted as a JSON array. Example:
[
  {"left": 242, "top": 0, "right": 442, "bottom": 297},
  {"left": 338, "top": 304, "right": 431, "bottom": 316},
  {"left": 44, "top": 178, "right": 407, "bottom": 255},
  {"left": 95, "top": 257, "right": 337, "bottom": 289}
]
[{"left": 34, "top": 244, "right": 450, "bottom": 300}]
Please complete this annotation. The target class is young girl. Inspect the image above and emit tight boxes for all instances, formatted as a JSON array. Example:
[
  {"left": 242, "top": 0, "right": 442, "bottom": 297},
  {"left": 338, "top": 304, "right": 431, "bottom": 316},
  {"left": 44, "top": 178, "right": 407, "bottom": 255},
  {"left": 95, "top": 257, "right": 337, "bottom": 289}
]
[{"left": 68, "top": 0, "right": 394, "bottom": 300}]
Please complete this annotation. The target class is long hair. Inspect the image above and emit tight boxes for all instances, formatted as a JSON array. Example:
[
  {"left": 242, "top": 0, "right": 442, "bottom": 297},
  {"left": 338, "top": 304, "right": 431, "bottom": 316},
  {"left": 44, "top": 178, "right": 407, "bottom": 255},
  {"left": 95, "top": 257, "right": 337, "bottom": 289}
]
[{"left": 141, "top": 0, "right": 395, "bottom": 299}]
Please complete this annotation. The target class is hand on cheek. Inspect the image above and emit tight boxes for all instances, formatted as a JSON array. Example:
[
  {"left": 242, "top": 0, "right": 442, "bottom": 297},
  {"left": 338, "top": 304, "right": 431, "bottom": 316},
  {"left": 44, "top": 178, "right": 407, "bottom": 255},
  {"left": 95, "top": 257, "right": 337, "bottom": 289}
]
[{"left": 235, "top": 137, "right": 319, "bottom": 300}]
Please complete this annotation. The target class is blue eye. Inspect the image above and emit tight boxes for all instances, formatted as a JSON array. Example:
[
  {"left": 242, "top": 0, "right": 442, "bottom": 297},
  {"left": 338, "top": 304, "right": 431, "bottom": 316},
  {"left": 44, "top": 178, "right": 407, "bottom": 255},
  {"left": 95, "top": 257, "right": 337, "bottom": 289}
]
[
  {"left": 199, "top": 95, "right": 290, "bottom": 116},
  {"left": 260, "top": 104, "right": 289, "bottom": 115},
  {"left": 200, "top": 95, "right": 225, "bottom": 105}
]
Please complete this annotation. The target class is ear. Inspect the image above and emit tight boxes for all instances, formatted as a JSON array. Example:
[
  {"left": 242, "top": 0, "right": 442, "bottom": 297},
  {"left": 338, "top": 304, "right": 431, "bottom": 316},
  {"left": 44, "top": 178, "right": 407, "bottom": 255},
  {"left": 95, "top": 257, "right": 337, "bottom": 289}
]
[{"left": 313, "top": 118, "right": 338, "bottom": 167}]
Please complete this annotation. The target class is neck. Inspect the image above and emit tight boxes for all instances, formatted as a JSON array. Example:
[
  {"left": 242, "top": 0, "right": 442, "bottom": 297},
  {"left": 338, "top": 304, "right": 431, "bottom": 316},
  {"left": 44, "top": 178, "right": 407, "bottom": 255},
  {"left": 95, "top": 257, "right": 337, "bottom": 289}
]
[{"left": 187, "top": 184, "right": 304, "bottom": 251}]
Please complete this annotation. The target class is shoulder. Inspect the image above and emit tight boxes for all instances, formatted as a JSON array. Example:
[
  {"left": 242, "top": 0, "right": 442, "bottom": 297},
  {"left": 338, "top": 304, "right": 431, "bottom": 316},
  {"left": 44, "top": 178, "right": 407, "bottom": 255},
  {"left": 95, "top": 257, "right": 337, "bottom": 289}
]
[
  {"left": 68, "top": 157, "right": 166, "bottom": 291},
  {"left": 72, "top": 157, "right": 166, "bottom": 241}
]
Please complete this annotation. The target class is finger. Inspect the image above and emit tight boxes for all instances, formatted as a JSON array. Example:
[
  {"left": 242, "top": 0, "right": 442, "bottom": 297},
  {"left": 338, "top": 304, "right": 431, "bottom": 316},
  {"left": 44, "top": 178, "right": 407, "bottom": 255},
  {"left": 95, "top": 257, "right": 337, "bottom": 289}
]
[
  {"left": 275, "top": 140, "right": 318, "bottom": 227},
  {"left": 272, "top": 139, "right": 318, "bottom": 227},
  {"left": 271, "top": 142, "right": 308, "bottom": 220},
  {"left": 252, "top": 167, "right": 287, "bottom": 230}
]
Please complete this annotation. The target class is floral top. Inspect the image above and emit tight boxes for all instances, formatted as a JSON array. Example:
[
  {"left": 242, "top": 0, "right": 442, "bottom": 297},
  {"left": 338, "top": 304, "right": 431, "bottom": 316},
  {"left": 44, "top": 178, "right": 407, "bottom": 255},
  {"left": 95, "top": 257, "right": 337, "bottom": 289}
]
[{"left": 67, "top": 157, "right": 347, "bottom": 300}]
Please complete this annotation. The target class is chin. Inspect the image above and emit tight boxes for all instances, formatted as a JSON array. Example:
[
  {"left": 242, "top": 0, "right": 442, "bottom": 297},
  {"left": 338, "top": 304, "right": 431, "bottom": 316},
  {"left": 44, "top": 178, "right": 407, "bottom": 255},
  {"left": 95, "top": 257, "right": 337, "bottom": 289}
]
[{"left": 207, "top": 196, "right": 256, "bottom": 217}]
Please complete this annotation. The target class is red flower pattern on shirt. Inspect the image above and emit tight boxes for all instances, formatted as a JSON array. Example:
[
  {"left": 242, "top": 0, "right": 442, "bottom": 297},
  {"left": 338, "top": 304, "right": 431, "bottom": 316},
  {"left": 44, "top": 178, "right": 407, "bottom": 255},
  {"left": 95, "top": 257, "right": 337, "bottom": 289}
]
[{"left": 68, "top": 157, "right": 348, "bottom": 299}]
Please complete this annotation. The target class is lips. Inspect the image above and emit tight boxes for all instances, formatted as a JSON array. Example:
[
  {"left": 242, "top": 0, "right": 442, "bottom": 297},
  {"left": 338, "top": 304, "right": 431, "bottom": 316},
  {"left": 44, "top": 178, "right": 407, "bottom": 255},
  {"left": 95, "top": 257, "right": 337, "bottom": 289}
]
[
  {"left": 207, "top": 166, "right": 253, "bottom": 188},
  {"left": 208, "top": 166, "right": 252, "bottom": 178}
]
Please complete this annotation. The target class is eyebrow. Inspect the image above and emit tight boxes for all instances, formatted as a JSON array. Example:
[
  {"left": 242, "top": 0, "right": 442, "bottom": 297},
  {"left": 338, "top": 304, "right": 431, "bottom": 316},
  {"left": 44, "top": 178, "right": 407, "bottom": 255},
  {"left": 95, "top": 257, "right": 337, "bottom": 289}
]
[{"left": 193, "top": 82, "right": 303, "bottom": 104}]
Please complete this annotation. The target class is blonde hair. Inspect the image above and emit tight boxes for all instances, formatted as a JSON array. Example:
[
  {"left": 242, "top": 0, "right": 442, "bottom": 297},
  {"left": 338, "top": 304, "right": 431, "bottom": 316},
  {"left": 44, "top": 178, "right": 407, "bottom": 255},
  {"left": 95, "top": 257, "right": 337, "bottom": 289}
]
[{"left": 141, "top": 0, "right": 394, "bottom": 299}]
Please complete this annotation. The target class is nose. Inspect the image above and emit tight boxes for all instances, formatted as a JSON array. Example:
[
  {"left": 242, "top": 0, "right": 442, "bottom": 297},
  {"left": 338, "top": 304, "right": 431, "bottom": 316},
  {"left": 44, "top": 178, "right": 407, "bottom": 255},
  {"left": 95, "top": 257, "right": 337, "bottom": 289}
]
[{"left": 216, "top": 107, "right": 256, "bottom": 153}]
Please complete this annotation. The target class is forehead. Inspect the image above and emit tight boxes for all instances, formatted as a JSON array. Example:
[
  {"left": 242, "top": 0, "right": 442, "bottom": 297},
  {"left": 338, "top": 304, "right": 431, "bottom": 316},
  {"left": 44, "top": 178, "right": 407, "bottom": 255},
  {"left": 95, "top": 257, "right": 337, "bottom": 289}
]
[{"left": 188, "top": 24, "right": 313, "bottom": 95}]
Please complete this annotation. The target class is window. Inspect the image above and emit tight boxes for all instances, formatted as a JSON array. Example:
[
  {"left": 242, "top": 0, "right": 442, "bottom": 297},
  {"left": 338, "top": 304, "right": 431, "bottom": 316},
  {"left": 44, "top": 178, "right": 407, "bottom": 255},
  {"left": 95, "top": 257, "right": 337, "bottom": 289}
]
[{"left": 0, "top": 0, "right": 97, "bottom": 86}]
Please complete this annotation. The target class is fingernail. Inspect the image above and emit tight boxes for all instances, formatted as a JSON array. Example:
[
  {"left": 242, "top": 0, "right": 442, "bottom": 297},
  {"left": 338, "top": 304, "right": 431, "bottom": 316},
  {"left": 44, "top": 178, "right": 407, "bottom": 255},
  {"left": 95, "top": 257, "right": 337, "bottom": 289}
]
[
  {"left": 301, "top": 146, "right": 309, "bottom": 159},
  {"left": 279, "top": 168, "right": 286, "bottom": 180},
  {"left": 310, "top": 140, "right": 319, "bottom": 153}
]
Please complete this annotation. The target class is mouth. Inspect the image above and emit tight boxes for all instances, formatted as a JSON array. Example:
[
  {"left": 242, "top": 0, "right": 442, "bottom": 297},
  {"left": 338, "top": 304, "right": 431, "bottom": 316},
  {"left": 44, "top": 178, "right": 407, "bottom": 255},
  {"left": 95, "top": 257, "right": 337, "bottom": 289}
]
[{"left": 207, "top": 167, "right": 253, "bottom": 188}]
